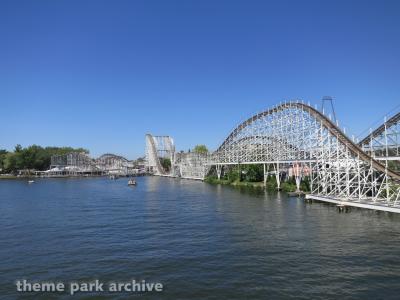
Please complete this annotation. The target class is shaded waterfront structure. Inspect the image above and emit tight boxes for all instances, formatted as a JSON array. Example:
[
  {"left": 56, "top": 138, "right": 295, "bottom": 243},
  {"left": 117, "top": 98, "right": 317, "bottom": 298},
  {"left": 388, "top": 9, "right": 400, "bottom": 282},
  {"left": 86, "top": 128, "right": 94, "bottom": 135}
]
[
  {"left": 49, "top": 152, "right": 102, "bottom": 176},
  {"left": 145, "top": 134, "right": 209, "bottom": 179},
  {"left": 96, "top": 153, "right": 138, "bottom": 175},
  {"left": 45, "top": 152, "right": 141, "bottom": 177},
  {"left": 175, "top": 151, "right": 209, "bottom": 180}
]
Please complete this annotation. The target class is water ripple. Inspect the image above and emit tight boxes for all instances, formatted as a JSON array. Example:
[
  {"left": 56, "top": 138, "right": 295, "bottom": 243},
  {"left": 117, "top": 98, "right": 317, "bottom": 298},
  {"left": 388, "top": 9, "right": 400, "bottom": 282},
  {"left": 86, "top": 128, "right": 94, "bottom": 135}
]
[{"left": 1, "top": 177, "right": 400, "bottom": 299}]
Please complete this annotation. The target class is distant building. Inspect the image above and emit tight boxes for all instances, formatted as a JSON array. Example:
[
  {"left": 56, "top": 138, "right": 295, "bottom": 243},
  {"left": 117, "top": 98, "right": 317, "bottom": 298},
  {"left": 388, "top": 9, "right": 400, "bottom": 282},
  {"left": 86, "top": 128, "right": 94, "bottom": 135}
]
[{"left": 46, "top": 152, "right": 143, "bottom": 177}]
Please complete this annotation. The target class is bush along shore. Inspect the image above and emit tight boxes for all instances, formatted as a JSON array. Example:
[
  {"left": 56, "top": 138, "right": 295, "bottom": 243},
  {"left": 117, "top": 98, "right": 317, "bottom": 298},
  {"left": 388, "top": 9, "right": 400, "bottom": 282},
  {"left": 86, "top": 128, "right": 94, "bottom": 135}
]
[{"left": 204, "top": 165, "right": 311, "bottom": 193}]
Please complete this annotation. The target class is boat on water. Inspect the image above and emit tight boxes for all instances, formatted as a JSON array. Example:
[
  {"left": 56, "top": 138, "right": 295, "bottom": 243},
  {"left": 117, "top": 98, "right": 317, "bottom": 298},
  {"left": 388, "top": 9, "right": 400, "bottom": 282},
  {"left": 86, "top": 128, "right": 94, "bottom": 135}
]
[
  {"left": 28, "top": 180, "right": 35, "bottom": 184},
  {"left": 128, "top": 179, "right": 136, "bottom": 186}
]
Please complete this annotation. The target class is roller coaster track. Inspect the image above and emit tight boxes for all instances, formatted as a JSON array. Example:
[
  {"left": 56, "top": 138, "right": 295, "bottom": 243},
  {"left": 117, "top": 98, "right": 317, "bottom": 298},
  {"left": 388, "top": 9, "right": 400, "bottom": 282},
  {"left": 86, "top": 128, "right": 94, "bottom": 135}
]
[
  {"left": 145, "top": 134, "right": 176, "bottom": 176},
  {"left": 358, "top": 111, "right": 400, "bottom": 147},
  {"left": 146, "top": 101, "right": 400, "bottom": 211},
  {"left": 217, "top": 102, "right": 400, "bottom": 182},
  {"left": 146, "top": 134, "right": 167, "bottom": 175}
]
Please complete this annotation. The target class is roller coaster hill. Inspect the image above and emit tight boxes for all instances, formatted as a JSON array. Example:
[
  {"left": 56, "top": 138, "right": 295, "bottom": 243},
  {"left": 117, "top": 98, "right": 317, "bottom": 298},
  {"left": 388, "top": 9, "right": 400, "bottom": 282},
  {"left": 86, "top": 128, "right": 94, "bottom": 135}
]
[{"left": 146, "top": 100, "right": 400, "bottom": 213}]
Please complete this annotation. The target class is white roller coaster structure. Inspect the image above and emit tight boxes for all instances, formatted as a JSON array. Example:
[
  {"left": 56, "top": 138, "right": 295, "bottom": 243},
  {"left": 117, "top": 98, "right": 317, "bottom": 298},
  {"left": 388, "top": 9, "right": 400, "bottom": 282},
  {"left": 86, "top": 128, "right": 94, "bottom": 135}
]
[
  {"left": 146, "top": 100, "right": 400, "bottom": 213},
  {"left": 145, "top": 134, "right": 175, "bottom": 175}
]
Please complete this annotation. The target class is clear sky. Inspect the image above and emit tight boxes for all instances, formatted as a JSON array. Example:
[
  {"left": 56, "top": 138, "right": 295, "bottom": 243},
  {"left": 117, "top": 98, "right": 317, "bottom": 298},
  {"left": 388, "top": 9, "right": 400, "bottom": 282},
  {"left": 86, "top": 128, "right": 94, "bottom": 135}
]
[{"left": 1, "top": 0, "right": 399, "bottom": 159}]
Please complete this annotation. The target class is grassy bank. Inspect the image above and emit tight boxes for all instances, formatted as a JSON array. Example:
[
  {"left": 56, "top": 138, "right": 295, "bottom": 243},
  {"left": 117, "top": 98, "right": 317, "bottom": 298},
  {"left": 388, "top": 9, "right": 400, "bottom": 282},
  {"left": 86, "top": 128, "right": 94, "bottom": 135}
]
[
  {"left": 204, "top": 165, "right": 310, "bottom": 193},
  {"left": 204, "top": 176, "right": 305, "bottom": 192},
  {"left": 0, "top": 174, "right": 23, "bottom": 180},
  {"left": 204, "top": 177, "right": 265, "bottom": 188}
]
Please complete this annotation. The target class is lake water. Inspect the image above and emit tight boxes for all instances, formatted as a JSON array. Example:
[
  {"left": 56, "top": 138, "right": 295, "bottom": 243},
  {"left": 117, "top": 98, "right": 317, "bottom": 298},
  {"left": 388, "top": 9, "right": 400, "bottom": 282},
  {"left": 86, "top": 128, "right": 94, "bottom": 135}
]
[{"left": 1, "top": 176, "right": 400, "bottom": 299}]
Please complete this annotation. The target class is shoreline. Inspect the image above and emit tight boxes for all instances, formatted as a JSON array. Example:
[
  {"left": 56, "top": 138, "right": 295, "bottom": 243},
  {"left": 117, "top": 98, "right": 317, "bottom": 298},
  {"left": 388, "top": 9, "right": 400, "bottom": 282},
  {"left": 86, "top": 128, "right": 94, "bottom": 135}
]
[
  {"left": 0, "top": 175, "right": 115, "bottom": 180},
  {"left": 203, "top": 177, "right": 307, "bottom": 193}
]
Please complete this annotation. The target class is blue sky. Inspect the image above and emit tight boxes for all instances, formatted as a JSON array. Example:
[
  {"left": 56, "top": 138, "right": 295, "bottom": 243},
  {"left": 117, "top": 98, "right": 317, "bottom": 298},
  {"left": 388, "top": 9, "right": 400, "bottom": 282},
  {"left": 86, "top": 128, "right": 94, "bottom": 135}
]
[{"left": 1, "top": 0, "right": 399, "bottom": 159}]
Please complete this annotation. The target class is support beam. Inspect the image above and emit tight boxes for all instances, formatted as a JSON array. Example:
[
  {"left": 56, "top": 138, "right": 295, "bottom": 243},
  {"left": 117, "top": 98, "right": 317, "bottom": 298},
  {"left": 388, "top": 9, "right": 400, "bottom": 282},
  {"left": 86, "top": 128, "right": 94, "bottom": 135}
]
[
  {"left": 274, "top": 163, "right": 281, "bottom": 190},
  {"left": 216, "top": 164, "right": 222, "bottom": 180},
  {"left": 294, "top": 163, "right": 302, "bottom": 192}
]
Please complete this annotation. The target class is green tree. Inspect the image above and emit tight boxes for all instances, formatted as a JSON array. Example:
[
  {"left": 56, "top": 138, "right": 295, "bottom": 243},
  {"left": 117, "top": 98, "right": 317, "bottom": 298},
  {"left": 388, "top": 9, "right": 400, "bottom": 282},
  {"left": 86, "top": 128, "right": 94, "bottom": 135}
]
[
  {"left": 243, "top": 164, "right": 263, "bottom": 182},
  {"left": 4, "top": 152, "right": 17, "bottom": 172},
  {"left": 193, "top": 145, "right": 208, "bottom": 154},
  {"left": 1, "top": 145, "right": 89, "bottom": 172},
  {"left": 0, "top": 150, "right": 8, "bottom": 172},
  {"left": 224, "top": 165, "right": 241, "bottom": 182},
  {"left": 159, "top": 157, "right": 171, "bottom": 172},
  {"left": 14, "top": 144, "right": 22, "bottom": 153}
]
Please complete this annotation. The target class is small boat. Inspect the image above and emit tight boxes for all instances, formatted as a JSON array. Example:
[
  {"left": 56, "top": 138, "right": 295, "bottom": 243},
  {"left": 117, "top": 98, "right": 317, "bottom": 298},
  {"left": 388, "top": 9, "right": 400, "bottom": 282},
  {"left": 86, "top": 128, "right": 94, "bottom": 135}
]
[
  {"left": 28, "top": 180, "right": 35, "bottom": 184},
  {"left": 128, "top": 179, "right": 136, "bottom": 186}
]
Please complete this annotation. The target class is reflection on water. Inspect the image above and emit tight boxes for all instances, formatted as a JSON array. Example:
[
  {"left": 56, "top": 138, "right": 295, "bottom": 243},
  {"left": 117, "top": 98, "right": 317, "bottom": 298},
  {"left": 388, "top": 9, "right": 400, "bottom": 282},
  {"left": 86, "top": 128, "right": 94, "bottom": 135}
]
[{"left": 0, "top": 177, "right": 400, "bottom": 299}]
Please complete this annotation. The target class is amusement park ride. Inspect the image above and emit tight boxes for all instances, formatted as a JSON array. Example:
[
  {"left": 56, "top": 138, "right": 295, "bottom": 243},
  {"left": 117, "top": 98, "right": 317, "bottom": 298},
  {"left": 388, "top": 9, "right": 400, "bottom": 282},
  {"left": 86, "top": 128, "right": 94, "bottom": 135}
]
[{"left": 146, "top": 100, "right": 400, "bottom": 213}]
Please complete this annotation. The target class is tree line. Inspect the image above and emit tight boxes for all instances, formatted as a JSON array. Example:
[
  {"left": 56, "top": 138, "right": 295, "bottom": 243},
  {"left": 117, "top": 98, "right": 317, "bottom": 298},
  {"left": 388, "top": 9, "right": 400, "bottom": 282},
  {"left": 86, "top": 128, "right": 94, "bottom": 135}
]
[{"left": 0, "top": 145, "right": 88, "bottom": 173}]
